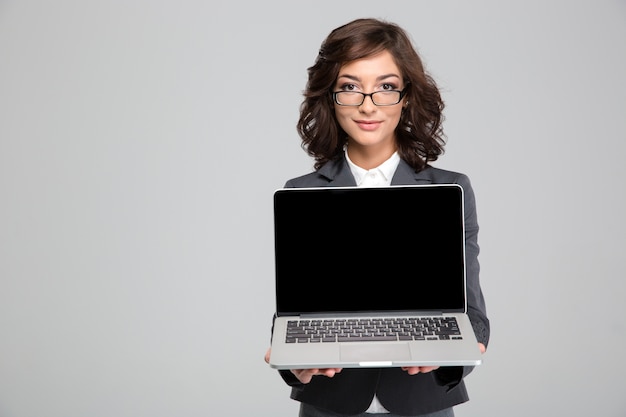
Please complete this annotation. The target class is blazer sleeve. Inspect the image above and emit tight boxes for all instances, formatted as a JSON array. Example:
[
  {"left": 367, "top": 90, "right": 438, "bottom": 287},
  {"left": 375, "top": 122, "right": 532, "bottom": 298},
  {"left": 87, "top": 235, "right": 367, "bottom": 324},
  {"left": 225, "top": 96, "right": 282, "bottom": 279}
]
[
  {"left": 458, "top": 174, "right": 490, "bottom": 346},
  {"left": 433, "top": 173, "right": 490, "bottom": 389}
]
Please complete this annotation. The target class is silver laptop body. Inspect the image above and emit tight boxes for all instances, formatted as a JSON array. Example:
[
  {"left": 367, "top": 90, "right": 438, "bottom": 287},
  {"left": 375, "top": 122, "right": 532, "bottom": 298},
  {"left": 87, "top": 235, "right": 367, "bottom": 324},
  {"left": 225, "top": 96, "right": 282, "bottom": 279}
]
[{"left": 268, "top": 184, "right": 482, "bottom": 369}]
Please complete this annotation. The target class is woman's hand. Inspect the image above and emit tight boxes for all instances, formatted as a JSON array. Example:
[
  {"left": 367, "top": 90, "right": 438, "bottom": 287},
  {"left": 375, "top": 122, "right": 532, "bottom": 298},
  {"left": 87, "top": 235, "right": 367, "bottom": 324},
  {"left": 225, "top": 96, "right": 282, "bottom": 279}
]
[
  {"left": 264, "top": 348, "right": 343, "bottom": 384},
  {"left": 290, "top": 367, "right": 343, "bottom": 384},
  {"left": 400, "top": 364, "right": 440, "bottom": 375},
  {"left": 401, "top": 343, "right": 486, "bottom": 375},
  {"left": 266, "top": 344, "right": 486, "bottom": 380}
]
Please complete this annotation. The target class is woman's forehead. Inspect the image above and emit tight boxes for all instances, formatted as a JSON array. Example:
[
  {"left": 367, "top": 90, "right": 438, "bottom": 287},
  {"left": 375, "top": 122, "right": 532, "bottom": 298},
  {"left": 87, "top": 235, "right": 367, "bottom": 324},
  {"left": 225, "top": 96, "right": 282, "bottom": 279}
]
[{"left": 336, "top": 51, "right": 402, "bottom": 81}]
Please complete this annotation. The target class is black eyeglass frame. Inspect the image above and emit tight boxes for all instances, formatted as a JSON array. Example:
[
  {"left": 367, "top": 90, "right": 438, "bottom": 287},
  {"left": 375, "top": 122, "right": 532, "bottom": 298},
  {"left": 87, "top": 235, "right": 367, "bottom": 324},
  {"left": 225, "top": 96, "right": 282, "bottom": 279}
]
[{"left": 331, "top": 87, "right": 408, "bottom": 107}]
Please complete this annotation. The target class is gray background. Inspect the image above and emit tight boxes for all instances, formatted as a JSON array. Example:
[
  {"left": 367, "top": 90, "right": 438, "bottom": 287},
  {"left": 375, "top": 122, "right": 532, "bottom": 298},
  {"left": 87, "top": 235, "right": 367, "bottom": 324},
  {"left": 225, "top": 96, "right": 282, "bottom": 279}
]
[{"left": 1, "top": 1, "right": 625, "bottom": 416}]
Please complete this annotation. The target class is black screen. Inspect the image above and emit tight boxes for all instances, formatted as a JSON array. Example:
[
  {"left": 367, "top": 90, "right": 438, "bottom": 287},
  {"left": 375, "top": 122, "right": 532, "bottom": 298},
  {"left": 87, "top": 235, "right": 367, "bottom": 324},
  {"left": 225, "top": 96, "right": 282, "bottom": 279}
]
[{"left": 273, "top": 185, "right": 466, "bottom": 315}]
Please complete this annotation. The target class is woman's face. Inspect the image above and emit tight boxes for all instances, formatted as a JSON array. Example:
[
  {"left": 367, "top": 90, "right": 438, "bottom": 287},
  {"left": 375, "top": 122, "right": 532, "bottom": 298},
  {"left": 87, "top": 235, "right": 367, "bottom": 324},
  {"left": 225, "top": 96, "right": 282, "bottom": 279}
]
[{"left": 333, "top": 50, "right": 406, "bottom": 161}]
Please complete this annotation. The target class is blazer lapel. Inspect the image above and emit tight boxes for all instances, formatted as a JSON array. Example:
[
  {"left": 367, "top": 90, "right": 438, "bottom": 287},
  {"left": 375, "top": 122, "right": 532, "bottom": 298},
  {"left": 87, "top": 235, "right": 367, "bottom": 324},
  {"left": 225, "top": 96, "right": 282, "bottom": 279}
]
[
  {"left": 317, "top": 158, "right": 357, "bottom": 187},
  {"left": 317, "top": 156, "right": 434, "bottom": 187},
  {"left": 391, "top": 160, "right": 434, "bottom": 185}
]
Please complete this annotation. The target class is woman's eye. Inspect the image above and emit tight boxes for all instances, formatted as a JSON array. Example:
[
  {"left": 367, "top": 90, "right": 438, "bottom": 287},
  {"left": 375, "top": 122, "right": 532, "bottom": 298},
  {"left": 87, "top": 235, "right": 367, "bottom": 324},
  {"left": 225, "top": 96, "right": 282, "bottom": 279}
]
[
  {"left": 340, "top": 83, "right": 358, "bottom": 91},
  {"left": 381, "top": 83, "right": 397, "bottom": 91}
]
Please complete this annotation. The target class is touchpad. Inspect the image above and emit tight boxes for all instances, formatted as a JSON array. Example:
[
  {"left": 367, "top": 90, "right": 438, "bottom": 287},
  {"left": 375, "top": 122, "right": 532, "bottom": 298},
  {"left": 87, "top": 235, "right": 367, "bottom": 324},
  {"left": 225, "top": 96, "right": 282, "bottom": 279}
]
[{"left": 340, "top": 343, "right": 411, "bottom": 363}]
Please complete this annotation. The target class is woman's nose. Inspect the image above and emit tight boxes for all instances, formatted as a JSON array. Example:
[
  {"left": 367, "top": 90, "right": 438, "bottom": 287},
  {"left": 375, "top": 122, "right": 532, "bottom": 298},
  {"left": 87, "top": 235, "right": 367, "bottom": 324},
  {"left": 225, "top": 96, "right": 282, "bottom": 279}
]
[{"left": 358, "top": 94, "right": 377, "bottom": 112}]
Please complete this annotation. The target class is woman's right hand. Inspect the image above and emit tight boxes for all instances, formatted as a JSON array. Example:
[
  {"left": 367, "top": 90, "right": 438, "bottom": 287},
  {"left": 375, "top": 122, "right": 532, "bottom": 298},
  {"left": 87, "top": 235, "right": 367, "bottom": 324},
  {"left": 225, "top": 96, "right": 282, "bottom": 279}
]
[
  {"left": 265, "top": 348, "right": 342, "bottom": 384},
  {"left": 290, "top": 367, "right": 343, "bottom": 384}
]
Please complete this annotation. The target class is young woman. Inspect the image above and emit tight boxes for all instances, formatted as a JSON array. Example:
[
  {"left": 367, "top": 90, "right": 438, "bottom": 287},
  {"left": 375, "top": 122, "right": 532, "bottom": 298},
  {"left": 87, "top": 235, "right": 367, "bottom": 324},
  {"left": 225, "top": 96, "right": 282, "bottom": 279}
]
[{"left": 265, "top": 18, "right": 490, "bottom": 417}]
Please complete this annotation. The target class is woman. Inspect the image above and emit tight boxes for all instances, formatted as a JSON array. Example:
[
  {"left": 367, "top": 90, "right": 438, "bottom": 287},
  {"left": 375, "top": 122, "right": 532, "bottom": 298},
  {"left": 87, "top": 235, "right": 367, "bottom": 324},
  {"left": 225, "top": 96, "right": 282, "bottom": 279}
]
[{"left": 265, "top": 17, "right": 490, "bottom": 417}]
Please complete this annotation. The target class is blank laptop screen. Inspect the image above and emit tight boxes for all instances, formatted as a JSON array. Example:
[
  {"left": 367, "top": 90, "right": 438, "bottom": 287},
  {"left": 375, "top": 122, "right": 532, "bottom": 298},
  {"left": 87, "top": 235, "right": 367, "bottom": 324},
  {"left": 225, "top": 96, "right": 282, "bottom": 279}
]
[{"left": 273, "top": 185, "right": 466, "bottom": 316}]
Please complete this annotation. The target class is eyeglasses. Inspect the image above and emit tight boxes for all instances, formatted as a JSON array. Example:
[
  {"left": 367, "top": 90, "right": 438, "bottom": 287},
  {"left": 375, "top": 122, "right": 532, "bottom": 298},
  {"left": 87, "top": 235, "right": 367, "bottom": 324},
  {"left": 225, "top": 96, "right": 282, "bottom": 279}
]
[{"left": 332, "top": 88, "right": 407, "bottom": 106}]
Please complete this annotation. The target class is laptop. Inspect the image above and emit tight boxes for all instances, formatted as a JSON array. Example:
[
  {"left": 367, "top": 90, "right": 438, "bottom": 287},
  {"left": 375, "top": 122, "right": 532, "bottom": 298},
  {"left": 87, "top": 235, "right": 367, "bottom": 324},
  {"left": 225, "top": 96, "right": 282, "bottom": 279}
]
[{"left": 268, "top": 184, "right": 482, "bottom": 369}]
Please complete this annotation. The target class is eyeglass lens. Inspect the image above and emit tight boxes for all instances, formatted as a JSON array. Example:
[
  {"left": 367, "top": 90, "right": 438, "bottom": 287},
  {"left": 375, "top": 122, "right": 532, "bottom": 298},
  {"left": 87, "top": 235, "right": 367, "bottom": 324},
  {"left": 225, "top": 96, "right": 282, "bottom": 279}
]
[{"left": 335, "top": 91, "right": 401, "bottom": 106}]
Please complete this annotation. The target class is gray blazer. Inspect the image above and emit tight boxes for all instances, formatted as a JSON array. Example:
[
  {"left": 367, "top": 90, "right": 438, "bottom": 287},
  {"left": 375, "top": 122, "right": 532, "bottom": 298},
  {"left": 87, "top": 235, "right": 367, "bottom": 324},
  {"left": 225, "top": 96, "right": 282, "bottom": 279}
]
[{"left": 276, "top": 157, "right": 490, "bottom": 416}]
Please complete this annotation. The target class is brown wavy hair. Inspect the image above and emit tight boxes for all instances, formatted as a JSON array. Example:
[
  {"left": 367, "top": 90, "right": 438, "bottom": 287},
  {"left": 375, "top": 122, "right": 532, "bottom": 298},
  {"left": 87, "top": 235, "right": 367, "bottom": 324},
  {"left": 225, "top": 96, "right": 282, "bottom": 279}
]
[{"left": 297, "top": 18, "right": 446, "bottom": 172}]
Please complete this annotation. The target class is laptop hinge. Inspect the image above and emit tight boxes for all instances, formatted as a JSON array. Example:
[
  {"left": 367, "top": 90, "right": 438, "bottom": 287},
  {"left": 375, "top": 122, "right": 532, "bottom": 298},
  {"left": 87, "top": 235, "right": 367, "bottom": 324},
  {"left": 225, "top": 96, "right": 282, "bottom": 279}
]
[{"left": 299, "top": 311, "right": 443, "bottom": 319}]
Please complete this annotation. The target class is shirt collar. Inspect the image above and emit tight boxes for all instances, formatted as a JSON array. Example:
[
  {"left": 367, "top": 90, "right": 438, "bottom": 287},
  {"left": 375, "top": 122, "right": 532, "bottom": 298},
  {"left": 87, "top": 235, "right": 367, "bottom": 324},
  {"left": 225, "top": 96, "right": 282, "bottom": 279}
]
[{"left": 345, "top": 150, "right": 401, "bottom": 186}]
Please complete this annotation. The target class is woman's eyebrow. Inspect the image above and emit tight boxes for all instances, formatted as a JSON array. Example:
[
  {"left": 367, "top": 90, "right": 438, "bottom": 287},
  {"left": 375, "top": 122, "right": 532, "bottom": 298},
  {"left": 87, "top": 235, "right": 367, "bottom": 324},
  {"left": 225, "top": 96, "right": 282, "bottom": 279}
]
[{"left": 336, "top": 73, "right": 402, "bottom": 82}]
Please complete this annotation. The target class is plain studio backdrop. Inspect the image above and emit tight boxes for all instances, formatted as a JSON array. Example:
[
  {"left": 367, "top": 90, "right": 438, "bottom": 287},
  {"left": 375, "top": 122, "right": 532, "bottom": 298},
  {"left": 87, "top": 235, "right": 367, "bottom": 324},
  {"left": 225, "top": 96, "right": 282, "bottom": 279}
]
[{"left": 1, "top": 1, "right": 625, "bottom": 416}]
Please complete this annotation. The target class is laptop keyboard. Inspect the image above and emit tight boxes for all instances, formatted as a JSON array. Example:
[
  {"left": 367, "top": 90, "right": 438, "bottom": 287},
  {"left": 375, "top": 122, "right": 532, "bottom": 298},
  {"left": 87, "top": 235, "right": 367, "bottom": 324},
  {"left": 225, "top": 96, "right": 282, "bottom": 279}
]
[{"left": 285, "top": 317, "right": 463, "bottom": 343}]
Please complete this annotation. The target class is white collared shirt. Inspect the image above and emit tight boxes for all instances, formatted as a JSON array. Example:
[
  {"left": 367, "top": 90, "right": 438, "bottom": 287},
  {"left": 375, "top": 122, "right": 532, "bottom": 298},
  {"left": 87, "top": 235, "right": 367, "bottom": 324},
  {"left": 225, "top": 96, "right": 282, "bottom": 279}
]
[
  {"left": 345, "top": 150, "right": 400, "bottom": 187},
  {"left": 344, "top": 149, "right": 400, "bottom": 414}
]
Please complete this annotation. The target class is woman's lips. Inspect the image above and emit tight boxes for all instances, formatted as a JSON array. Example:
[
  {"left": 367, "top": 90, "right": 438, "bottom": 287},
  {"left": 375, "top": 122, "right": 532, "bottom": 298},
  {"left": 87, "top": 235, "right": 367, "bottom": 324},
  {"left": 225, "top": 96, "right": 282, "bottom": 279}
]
[{"left": 355, "top": 120, "right": 381, "bottom": 131}]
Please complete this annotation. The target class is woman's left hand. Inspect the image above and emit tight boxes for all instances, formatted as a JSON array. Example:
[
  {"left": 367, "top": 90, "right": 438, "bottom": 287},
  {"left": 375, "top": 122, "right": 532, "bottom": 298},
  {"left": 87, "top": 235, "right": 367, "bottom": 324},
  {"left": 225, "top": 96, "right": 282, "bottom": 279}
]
[{"left": 401, "top": 343, "right": 486, "bottom": 375}]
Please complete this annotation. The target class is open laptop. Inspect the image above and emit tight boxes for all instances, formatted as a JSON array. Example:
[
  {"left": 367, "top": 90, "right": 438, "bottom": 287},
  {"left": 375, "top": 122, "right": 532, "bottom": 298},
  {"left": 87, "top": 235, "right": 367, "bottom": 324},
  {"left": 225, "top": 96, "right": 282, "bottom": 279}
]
[{"left": 268, "top": 184, "right": 482, "bottom": 369}]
